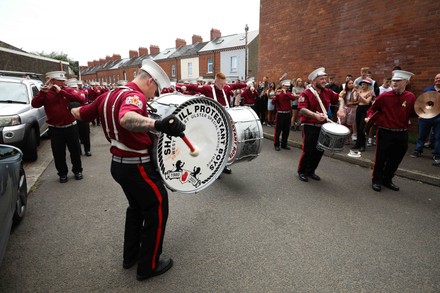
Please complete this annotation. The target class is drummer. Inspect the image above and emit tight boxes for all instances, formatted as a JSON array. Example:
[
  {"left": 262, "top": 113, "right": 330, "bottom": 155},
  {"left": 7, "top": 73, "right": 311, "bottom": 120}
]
[
  {"left": 365, "top": 70, "right": 417, "bottom": 192},
  {"left": 296, "top": 67, "right": 345, "bottom": 182},
  {"left": 70, "top": 60, "right": 185, "bottom": 281},
  {"left": 179, "top": 72, "right": 247, "bottom": 174}
]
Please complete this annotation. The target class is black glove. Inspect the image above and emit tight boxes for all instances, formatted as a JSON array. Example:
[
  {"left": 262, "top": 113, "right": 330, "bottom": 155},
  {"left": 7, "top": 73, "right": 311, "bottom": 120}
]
[{"left": 154, "top": 114, "right": 186, "bottom": 137}]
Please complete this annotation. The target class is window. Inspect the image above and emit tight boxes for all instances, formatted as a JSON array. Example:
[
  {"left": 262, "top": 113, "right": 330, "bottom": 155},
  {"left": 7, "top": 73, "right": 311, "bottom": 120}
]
[
  {"left": 188, "top": 63, "right": 193, "bottom": 77},
  {"left": 207, "top": 57, "right": 213, "bottom": 73},
  {"left": 231, "top": 56, "right": 238, "bottom": 73},
  {"left": 172, "top": 64, "right": 176, "bottom": 77}
]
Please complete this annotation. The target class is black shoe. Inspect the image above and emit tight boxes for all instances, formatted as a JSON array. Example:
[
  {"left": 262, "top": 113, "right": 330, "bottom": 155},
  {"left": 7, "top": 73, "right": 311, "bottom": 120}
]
[
  {"left": 372, "top": 183, "right": 382, "bottom": 192},
  {"left": 85, "top": 151, "right": 92, "bottom": 156},
  {"left": 384, "top": 181, "right": 399, "bottom": 191},
  {"left": 136, "top": 257, "right": 173, "bottom": 281},
  {"left": 281, "top": 146, "right": 291, "bottom": 150},
  {"left": 123, "top": 259, "right": 137, "bottom": 269},
  {"left": 359, "top": 147, "right": 366, "bottom": 152},
  {"left": 275, "top": 146, "right": 281, "bottom": 151},
  {"left": 74, "top": 172, "right": 83, "bottom": 180},
  {"left": 298, "top": 173, "right": 308, "bottom": 182},
  {"left": 309, "top": 173, "right": 321, "bottom": 181},
  {"left": 223, "top": 166, "right": 232, "bottom": 174},
  {"left": 59, "top": 176, "right": 68, "bottom": 183}
]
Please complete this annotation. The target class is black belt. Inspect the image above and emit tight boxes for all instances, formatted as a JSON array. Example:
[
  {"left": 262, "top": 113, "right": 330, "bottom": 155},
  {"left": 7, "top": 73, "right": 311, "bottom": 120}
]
[
  {"left": 112, "top": 155, "right": 150, "bottom": 164},
  {"left": 378, "top": 127, "right": 407, "bottom": 132}
]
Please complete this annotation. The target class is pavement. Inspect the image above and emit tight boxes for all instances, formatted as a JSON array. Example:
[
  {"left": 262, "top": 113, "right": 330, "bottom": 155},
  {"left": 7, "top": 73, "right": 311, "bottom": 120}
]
[
  {"left": 262, "top": 124, "right": 440, "bottom": 187},
  {"left": 23, "top": 124, "right": 440, "bottom": 195}
]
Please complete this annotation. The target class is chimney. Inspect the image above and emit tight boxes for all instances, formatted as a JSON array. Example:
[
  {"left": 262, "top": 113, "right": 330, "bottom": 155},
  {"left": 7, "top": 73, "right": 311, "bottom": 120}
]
[
  {"left": 112, "top": 54, "right": 122, "bottom": 61},
  {"left": 99, "top": 58, "right": 106, "bottom": 65},
  {"left": 105, "top": 55, "right": 112, "bottom": 62},
  {"left": 129, "top": 50, "right": 139, "bottom": 58},
  {"left": 192, "top": 34, "right": 203, "bottom": 44},
  {"left": 210, "top": 28, "right": 221, "bottom": 41},
  {"left": 88, "top": 61, "right": 93, "bottom": 67},
  {"left": 149, "top": 45, "right": 160, "bottom": 55},
  {"left": 139, "top": 47, "right": 149, "bottom": 56},
  {"left": 175, "top": 38, "right": 186, "bottom": 48}
]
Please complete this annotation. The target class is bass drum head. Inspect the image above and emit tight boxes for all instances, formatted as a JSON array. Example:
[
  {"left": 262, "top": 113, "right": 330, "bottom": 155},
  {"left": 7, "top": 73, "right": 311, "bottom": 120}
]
[{"left": 156, "top": 96, "right": 233, "bottom": 193}]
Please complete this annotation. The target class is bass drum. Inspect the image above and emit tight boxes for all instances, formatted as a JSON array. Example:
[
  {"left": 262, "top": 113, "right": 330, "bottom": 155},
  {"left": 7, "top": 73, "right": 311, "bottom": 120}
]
[
  {"left": 316, "top": 122, "right": 350, "bottom": 152},
  {"left": 149, "top": 92, "right": 233, "bottom": 193},
  {"left": 226, "top": 106, "right": 263, "bottom": 165}
]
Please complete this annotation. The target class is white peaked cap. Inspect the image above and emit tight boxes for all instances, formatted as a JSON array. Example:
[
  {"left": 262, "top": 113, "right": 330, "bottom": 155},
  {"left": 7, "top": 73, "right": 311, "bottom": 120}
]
[
  {"left": 391, "top": 70, "right": 414, "bottom": 81},
  {"left": 140, "top": 59, "right": 171, "bottom": 91},
  {"left": 66, "top": 78, "right": 78, "bottom": 88},
  {"left": 46, "top": 71, "right": 67, "bottom": 81},
  {"left": 308, "top": 67, "right": 327, "bottom": 81}
]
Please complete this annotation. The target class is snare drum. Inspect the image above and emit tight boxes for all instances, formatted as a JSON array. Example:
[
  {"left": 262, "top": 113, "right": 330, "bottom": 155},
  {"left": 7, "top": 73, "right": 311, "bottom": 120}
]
[
  {"left": 316, "top": 122, "right": 350, "bottom": 152},
  {"left": 149, "top": 93, "right": 233, "bottom": 193},
  {"left": 226, "top": 106, "right": 263, "bottom": 165}
]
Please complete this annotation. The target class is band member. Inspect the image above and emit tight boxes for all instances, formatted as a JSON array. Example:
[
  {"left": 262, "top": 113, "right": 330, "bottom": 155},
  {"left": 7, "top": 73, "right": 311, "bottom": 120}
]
[
  {"left": 71, "top": 60, "right": 185, "bottom": 281},
  {"left": 180, "top": 72, "right": 246, "bottom": 174},
  {"left": 272, "top": 82, "right": 295, "bottom": 151},
  {"left": 66, "top": 79, "right": 92, "bottom": 156},
  {"left": 366, "top": 70, "right": 416, "bottom": 192},
  {"left": 241, "top": 81, "right": 259, "bottom": 112},
  {"left": 32, "top": 71, "right": 85, "bottom": 183},
  {"left": 297, "top": 67, "right": 345, "bottom": 182}
]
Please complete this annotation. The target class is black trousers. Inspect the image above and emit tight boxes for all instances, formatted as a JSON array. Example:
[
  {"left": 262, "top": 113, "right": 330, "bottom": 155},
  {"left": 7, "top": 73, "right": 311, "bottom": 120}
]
[
  {"left": 48, "top": 125, "right": 82, "bottom": 176},
  {"left": 77, "top": 120, "right": 91, "bottom": 152},
  {"left": 274, "top": 112, "right": 291, "bottom": 147},
  {"left": 111, "top": 160, "right": 169, "bottom": 277},
  {"left": 355, "top": 104, "right": 370, "bottom": 148},
  {"left": 372, "top": 128, "right": 408, "bottom": 184},
  {"left": 297, "top": 125, "right": 324, "bottom": 175}
]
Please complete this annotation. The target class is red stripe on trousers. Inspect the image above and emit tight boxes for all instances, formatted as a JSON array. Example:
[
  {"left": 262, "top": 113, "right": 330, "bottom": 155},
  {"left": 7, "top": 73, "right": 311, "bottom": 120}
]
[{"left": 137, "top": 164, "right": 163, "bottom": 270}]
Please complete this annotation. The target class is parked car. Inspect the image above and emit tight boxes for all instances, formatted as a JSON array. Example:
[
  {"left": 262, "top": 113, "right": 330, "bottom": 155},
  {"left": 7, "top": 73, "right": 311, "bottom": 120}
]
[
  {"left": 0, "top": 72, "right": 48, "bottom": 161},
  {"left": 0, "top": 144, "right": 27, "bottom": 266}
]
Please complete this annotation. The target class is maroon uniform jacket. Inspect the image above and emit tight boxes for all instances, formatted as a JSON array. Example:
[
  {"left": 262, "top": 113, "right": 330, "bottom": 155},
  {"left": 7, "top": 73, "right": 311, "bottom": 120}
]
[
  {"left": 78, "top": 82, "right": 153, "bottom": 157},
  {"left": 366, "top": 90, "right": 416, "bottom": 129},
  {"left": 272, "top": 90, "right": 295, "bottom": 111},
  {"left": 241, "top": 88, "right": 259, "bottom": 106},
  {"left": 298, "top": 88, "right": 339, "bottom": 124},
  {"left": 32, "top": 87, "right": 85, "bottom": 126},
  {"left": 184, "top": 83, "right": 246, "bottom": 107}
]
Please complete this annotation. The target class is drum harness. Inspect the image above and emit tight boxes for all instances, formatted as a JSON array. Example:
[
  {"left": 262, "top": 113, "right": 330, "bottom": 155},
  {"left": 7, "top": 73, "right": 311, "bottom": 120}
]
[
  {"left": 309, "top": 87, "right": 342, "bottom": 125},
  {"left": 211, "top": 85, "right": 230, "bottom": 108},
  {"left": 103, "top": 87, "right": 149, "bottom": 155}
]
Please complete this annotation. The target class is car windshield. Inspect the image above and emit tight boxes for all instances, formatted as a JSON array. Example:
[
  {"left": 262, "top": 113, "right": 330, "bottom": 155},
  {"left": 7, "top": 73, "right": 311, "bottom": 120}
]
[{"left": 0, "top": 81, "right": 29, "bottom": 104}]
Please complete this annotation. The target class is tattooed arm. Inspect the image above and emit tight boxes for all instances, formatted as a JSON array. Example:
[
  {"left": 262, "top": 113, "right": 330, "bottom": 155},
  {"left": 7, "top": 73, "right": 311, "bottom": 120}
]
[{"left": 120, "top": 111, "right": 156, "bottom": 132}]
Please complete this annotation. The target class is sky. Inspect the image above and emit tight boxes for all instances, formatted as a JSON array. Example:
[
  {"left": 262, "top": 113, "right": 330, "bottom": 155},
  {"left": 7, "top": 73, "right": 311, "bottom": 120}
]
[{"left": 0, "top": 0, "right": 260, "bottom": 66}]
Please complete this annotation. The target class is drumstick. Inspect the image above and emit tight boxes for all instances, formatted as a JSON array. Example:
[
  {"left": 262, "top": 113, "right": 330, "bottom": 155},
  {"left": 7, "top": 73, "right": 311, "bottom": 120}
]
[
  {"left": 168, "top": 118, "right": 199, "bottom": 156},
  {"left": 179, "top": 133, "right": 199, "bottom": 157}
]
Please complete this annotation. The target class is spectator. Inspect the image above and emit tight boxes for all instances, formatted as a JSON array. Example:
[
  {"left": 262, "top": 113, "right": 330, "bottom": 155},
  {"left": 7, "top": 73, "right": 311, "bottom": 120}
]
[
  {"left": 410, "top": 73, "right": 440, "bottom": 166},
  {"left": 351, "top": 79, "right": 375, "bottom": 152},
  {"left": 339, "top": 79, "right": 358, "bottom": 144},
  {"left": 291, "top": 78, "right": 305, "bottom": 131},
  {"left": 266, "top": 82, "right": 276, "bottom": 126}
]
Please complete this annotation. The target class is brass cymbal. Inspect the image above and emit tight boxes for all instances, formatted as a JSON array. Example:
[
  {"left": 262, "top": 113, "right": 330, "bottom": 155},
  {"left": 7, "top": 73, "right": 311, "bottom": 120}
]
[{"left": 414, "top": 91, "right": 440, "bottom": 119}]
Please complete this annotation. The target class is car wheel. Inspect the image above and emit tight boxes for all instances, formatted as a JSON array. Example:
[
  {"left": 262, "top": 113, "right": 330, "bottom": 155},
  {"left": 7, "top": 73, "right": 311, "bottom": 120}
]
[
  {"left": 13, "top": 164, "right": 28, "bottom": 224},
  {"left": 22, "top": 128, "right": 38, "bottom": 162}
]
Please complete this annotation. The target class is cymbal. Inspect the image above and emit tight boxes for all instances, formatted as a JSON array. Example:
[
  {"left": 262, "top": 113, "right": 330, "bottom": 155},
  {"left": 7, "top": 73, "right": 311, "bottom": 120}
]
[{"left": 415, "top": 91, "right": 440, "bottom": 119}]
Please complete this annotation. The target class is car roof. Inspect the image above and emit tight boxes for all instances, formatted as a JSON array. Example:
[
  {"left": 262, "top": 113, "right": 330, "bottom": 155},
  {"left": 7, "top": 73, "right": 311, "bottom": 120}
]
[{"left": 0, "top": 75, "right": 43, "bottom": 86}]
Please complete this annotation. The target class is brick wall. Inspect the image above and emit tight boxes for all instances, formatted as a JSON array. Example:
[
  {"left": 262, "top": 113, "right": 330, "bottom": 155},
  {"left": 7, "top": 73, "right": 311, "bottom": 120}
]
[{"left": 259, "top": 0, "right": 440, "bottom": 95}]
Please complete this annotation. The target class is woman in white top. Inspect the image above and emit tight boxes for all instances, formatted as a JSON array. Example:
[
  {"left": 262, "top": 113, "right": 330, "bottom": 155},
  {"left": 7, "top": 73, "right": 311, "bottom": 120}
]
[
  {"left": 291, "top": 78, "right": 305, "bottom": 131},
  {"left": 265, "top": 82, "right": 276, "bottom": 126}
]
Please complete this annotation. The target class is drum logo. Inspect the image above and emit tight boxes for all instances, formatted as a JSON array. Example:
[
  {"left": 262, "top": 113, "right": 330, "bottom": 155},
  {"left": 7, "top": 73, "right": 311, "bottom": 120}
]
[{"left": 163, "top": 160, "right": 202, "bottom": 188}]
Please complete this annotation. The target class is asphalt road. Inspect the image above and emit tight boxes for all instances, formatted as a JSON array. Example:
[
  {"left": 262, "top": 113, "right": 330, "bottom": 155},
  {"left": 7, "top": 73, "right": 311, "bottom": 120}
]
[{"left": 1, "top": 127, "right": 440, "bottom": 292}]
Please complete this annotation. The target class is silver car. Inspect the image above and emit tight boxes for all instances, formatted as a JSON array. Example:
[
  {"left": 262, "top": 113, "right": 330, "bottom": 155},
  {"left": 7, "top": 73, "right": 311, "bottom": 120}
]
[
  {"left": 0, "top": 74, "right": 48, "bottom": 161},
  {"left": 0, "top": 144, "right": 27, "bottom": 266}
]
